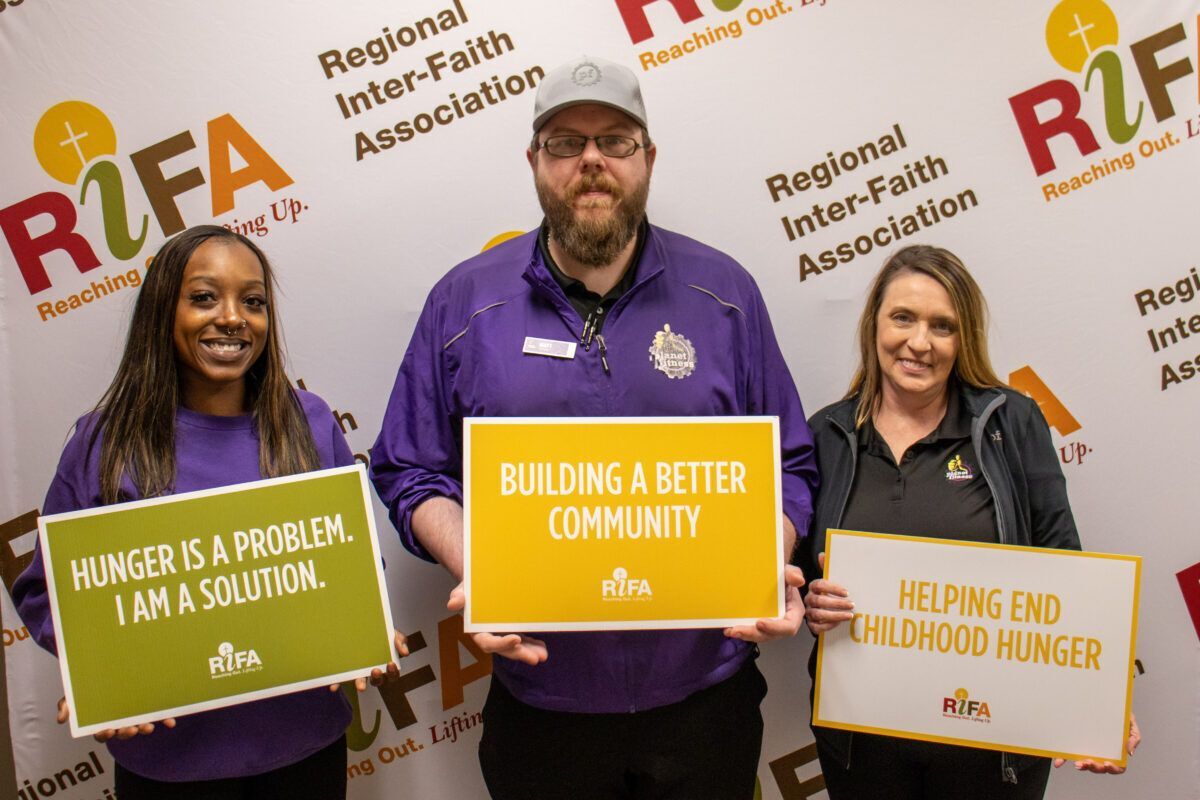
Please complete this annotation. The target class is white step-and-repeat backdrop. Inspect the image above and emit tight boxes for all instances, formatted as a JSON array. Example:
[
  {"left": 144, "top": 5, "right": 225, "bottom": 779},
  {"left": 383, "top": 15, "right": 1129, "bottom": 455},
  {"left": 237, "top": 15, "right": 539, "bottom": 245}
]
[{"left": 2, "top": 1, "right": 1197, "bottom": 797}]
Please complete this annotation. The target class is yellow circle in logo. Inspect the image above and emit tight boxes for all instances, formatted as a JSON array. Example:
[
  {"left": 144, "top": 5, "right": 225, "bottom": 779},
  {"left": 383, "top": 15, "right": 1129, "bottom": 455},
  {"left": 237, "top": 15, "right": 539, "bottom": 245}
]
[
  {"left": 33, "top": 101, "right": 117, "bottom": 184},
  {"left": 1045, "top": 0, "right": 1118, "bottom": 73},
  {"left": 481, "top": 231, "right": 525, "bottom": 252},
  {"left": 954, "top": 687, "right": 969, "bottom": 701}
]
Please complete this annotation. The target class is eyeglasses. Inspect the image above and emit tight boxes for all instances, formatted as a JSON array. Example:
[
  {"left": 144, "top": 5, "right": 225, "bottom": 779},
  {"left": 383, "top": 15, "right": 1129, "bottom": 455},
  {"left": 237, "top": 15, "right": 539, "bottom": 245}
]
[{"left": 537, "top": 135, "right": 643, "bottom": 158}]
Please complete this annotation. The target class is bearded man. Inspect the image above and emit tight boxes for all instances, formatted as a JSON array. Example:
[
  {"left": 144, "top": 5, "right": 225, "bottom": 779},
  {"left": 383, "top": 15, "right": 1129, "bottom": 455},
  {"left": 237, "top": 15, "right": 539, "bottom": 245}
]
[{"left": 370, "top": 55, "right": 817, "bottom": 800}]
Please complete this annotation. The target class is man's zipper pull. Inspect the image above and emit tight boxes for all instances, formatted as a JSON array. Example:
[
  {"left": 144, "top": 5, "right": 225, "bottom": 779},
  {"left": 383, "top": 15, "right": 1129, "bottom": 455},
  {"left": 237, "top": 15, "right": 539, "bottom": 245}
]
[
  {"left": 596, "top": 334, "right": 610, "bottom": 374},
  {"left": 581, "top": 312, "right": 596, "bottom": 350}
]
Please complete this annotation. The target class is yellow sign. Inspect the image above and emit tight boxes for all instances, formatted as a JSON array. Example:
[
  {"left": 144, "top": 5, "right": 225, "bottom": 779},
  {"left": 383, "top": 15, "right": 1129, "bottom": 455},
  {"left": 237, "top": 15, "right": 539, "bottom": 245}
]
[{"left": 463, "top": 417, "right": 784, "bottom": 631}]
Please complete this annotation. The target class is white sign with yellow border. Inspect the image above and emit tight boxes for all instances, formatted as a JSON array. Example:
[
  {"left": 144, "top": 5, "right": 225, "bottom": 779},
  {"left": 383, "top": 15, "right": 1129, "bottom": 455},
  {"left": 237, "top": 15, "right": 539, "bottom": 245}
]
[
  {"left": 813, "top": 530, "right": 1140, "bottom": 764},
  {"left": 463, "top": 417, "right": 784, "bottom": 632}
]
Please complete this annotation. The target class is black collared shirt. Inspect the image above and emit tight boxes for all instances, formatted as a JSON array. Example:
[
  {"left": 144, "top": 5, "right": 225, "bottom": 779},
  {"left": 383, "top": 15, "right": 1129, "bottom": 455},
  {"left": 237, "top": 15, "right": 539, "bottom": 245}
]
[
  {"left": 538, "top": 219, "right": 648, "bottom": 340},
  {"left": 840, "top": 383, "right": 997, "bottom": 543}
]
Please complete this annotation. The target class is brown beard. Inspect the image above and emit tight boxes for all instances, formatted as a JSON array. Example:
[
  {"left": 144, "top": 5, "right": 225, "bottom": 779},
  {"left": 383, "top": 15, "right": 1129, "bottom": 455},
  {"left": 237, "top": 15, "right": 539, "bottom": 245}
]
[{"left": 536, "top": 171, "right": 648, "bottom": 267}]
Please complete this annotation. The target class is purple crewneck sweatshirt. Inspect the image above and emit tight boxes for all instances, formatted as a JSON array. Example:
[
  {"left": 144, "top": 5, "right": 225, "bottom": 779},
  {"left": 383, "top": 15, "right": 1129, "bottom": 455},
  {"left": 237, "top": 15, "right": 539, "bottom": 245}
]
[{"left": 13, "top": 390, "right": 354, "bottom": 782}]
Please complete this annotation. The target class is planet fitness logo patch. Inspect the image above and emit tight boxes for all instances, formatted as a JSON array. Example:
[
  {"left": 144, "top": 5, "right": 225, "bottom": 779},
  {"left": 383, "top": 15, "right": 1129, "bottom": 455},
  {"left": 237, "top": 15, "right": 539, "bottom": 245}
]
[
  {"left": 944, "top": 454, "right": 975, "bottom": 482},
  {"left": 1007, "top": 0, "right": 1200, "bottom": 201},
  {"left": 649, "top": 324, "right": 696, "bottom": 379},
  {"left": 942, "top": 687, "right": 991, "bottom": 723},
  {"left": 208, "top": 641, "right": 264, "bottom": 679},
  {"left": 602, "top": 567, "right": 653, "bottom": 601}
]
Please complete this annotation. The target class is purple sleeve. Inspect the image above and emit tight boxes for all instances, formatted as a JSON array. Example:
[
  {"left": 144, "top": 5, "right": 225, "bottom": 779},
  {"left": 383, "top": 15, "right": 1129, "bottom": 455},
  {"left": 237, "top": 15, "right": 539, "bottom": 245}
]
[
  {"left": 369, "top": 291, "right": 464, "bottom": 563},
  {"left": 334, "top": 434, "right": 355, "bottom": 468},
  {"left": 12, "top": 418, "right": 102, "bottom": 655},
  {"left": 746, "top": 289, "right": 818, "bottom": 542},
  {"left": 297, "top": 390, "right": 356, "bottom": 469}
]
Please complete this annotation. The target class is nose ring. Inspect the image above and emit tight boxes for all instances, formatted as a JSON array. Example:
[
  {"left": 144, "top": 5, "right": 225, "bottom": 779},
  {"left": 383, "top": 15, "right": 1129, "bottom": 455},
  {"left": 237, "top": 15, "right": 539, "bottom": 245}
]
[{"left": 222, "top": 319, "right": 248, "bottom": 336}]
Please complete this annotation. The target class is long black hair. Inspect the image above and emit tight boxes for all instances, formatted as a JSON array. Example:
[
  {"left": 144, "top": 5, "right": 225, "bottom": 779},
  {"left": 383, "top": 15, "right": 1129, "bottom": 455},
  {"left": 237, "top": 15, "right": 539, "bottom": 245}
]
[{"left": 91, "top": 225, "right": 319, "bottom": 502}]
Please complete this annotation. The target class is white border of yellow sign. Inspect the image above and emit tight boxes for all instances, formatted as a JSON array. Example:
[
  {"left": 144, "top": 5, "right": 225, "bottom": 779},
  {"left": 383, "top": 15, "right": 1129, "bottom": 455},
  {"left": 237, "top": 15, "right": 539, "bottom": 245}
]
[
  {"left": 813, "top": 530, "right": 1141, "bottom": 764},
  {"left": 463, "top": 417, "right": 785, "bottom": 632}
]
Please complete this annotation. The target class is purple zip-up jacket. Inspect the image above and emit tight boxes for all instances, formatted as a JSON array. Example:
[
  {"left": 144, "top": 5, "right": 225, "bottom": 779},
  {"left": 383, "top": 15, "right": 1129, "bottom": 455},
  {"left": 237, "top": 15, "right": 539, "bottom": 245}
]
[
  {"left": 370, "top": 224, "right": 817, "bottom": 713},
  {"left": 13, "top": 391, "right": 353, "bottom": 781}
]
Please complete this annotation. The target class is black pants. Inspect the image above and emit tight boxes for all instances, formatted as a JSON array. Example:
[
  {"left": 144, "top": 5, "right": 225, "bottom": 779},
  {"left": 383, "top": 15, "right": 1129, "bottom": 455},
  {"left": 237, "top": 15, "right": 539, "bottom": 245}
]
[
  {"left": 479, "top": 658, "right": 767, "bottom": 800},
  {"left": 817, "top": 732, "right": 1051, "bottom": 800},
  {"left": 113, "top": 734, "right": 347, "bottom": 800}
]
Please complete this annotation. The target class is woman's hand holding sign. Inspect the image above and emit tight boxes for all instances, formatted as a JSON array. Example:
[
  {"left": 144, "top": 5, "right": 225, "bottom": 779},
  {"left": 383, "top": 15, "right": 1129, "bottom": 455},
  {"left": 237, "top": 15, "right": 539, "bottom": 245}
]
[
  {"left": 329, "top": 630, "right": 411, "bottom": 693},
  {"left": 1054, "top": 712, "right": 1141, "bottom": 774},
  {"left": 57, "top": 697, "right": 176, "bottom": 743},
  {"left": 804, "top": 552, "right": 855, "bottom": 634}
]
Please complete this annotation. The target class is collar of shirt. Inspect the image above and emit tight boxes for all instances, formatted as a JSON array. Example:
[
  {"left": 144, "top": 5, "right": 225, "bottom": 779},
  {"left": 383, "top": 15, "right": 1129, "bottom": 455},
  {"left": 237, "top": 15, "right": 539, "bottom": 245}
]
[
  {"left": 861, "top": 380, "right": 972, "bottom": 458},
  {"left": 538, "top": 218, "right": 647, "bottom": 322}
]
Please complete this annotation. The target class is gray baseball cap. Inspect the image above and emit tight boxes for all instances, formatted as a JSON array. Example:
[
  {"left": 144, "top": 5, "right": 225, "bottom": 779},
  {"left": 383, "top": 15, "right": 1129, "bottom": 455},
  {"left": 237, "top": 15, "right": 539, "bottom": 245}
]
[{"left": 532, "top": 55, "right": 648, "bottom": 132}]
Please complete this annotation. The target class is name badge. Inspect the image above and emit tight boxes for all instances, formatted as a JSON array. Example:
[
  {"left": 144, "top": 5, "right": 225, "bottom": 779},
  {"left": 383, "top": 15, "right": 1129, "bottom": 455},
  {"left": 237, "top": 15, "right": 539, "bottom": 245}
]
[{"left": 523, "top": 337, "right": 576, "bottom": 360}]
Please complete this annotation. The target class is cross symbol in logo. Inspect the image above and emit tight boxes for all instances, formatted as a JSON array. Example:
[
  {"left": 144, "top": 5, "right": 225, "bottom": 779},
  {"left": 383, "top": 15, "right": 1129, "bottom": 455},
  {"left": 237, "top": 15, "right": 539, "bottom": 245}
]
[
  {"left": 1068, "top": 13, "right": 1097, "bottom": 56},
  {"left": 59, "top": 121, "right": 93, "bottom": 169}
]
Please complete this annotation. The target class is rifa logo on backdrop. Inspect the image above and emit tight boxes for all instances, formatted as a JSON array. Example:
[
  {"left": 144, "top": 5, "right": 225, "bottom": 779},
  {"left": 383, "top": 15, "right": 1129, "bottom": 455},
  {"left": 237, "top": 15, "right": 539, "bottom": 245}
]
[
  {"left": 1176, "top": 560, "right": 1200, "bottom": 644},
  {"left": 1007, "top": 0, "right": 1199, "bottom": 198},
  {"left": 340, "top": 616, "right": 493, "bottom": 782},
  {"left": 611, "top": 0, "right": 821, "bottom": 70},
  {"left": 1008, "top": 366, "right": 1092, "bottom": 468},
  {"left": 0, "top": 101, "right": 295, "bottom": 320}
]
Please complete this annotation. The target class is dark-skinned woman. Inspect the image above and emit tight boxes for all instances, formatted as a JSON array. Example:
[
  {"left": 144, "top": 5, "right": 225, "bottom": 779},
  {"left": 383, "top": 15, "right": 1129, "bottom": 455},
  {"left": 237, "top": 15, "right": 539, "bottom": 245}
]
[{"left": 15, "top": 225, "right": 405, "bottom": 800}]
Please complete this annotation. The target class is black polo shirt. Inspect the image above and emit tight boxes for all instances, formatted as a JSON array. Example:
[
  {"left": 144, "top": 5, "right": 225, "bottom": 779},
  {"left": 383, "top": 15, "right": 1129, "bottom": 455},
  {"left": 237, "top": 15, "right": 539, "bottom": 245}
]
[
  {"left": 840, "top": 384, "right": 997, "bottom": 543},
  {"left": 538, "top": 219, "right": 648, "bottom": 343}
]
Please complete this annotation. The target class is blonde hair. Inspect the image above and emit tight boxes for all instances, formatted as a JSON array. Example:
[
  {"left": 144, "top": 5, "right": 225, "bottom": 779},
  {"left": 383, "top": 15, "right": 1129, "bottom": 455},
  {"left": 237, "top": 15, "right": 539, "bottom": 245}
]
[{"left": 848, "top": 245, "right": 1003, "bottom": 428}]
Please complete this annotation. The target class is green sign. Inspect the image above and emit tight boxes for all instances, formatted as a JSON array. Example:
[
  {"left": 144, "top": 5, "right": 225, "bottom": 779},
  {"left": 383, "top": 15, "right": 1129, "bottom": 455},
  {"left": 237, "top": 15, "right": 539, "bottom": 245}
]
[{"left": 39, "top": 465, "right": 396, "bottom": 737}]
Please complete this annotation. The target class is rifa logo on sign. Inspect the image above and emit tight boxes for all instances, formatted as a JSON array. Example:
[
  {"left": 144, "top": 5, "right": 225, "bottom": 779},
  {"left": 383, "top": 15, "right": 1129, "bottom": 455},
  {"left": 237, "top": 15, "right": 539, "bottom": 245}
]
[
  {"left": 942, "top": 687, "right": 992, "bottom": 723},
  {"left": 209, "top": 641, "right": 264, "bottom": 678},
  {"left": 0, "top": 100, "right": 293, "bottom": 297},
  {"left": 602, "top": 566, "right": 653, "bottom": 600}
]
